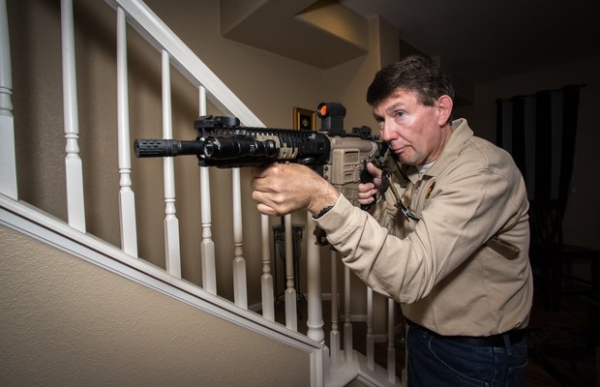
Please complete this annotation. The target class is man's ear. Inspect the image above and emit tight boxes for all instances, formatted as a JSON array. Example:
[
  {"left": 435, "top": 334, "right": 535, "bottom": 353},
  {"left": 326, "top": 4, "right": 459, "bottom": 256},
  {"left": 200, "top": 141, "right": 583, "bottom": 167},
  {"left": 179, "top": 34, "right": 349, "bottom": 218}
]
[{"left": 436, "top": 95, "right": 453, "bottom": 126}]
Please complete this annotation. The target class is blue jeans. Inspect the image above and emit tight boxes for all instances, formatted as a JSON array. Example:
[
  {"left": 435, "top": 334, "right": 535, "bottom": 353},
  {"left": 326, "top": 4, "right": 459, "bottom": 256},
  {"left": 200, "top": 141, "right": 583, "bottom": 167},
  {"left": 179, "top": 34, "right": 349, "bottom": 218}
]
[{"left": 406, "top": 324, "right": 528, "bottom": 386}]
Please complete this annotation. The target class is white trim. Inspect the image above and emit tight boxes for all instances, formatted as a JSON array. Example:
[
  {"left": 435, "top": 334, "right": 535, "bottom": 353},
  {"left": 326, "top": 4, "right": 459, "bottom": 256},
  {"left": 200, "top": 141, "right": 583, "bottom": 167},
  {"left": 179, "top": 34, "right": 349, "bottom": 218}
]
[
  {"left": 102, "top": 0, "right": 263, "bottom": 127},
  {"left": 0, "top": 194, "right": 320, "bottom": 355},
  {"left": 61, "top": 0, "right": 86, "bottom": 232},
  {"left": 116, "top": 6, "right": 138, "bottom": 256},
  {"left": 0, "top": 0, "right": 17, "bottom": 199}
]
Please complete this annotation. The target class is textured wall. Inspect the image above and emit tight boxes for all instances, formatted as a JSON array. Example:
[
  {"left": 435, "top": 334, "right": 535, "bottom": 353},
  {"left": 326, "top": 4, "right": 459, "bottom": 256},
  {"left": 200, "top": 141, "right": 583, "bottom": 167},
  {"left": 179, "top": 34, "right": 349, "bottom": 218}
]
[{"left": 0, "top": 225, "right": 311, "bottom": 387}]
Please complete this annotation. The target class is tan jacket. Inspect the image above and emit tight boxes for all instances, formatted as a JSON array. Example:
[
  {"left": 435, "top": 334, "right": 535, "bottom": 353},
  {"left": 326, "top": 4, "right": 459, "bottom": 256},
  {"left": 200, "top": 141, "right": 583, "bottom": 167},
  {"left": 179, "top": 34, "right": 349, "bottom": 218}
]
[{"left": 316, "top": 119, "right": 533, "bottom": 336}]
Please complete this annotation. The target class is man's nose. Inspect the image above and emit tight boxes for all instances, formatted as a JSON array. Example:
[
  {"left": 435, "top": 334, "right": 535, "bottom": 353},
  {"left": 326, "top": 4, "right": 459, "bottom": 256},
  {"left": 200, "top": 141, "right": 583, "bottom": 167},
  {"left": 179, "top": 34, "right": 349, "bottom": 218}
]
[{"left": 379, "top": 121, "right": 394, "bottom": 142}]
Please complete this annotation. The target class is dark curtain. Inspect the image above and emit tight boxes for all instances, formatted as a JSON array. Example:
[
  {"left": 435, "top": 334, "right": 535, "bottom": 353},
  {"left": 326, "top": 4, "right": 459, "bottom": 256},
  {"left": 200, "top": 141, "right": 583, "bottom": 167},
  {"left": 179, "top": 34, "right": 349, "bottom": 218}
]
[{"left": 496, "top": 85, "right": 582, "bottom": 217}]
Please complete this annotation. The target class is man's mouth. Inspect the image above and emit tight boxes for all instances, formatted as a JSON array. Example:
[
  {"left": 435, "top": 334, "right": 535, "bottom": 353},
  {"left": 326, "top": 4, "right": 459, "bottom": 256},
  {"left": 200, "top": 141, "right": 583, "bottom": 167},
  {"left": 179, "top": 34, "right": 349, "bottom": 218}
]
[{"left": 393, "top": 146, "right": 407, "bottom": 154}]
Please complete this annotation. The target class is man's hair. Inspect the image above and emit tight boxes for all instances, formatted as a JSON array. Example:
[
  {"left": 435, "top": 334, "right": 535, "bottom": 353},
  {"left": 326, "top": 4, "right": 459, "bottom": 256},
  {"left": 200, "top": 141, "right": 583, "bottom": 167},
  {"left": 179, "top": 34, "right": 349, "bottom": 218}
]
[{"left": 366, "top": 55, "right": 455, "bottom": 107}]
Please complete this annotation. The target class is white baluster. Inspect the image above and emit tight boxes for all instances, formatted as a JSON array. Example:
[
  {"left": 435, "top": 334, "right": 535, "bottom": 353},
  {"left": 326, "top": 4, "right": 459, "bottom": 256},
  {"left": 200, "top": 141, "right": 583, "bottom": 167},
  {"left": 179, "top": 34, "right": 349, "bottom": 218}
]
[
  {"left": 367, "top": 287, "right": 374, "bottom": 371},
  {"left": 198, "top": 86, "right": 217, "bottom": 294},
  {"left": 0, "top": 0, "right": 17, "bottom": 199},
  {"left": 344, "top": 266, "right": 353, "bottom": 361},
  {"left": 306, "top": 215, "right": 324, "bottom": 343},
  {"left": 116, "top": 7, "right": 138, "bottom": 257},
  {"left": 283, "top": 213, "right": 297, "bottom": 330},
  {"left": 387, "top": 298, "right": 397, "bottom": 383},
  {"left": 232, "top": 168, "right": 247, "bottom": 308},
  {"left": 61, "top": 0, "right": 85, "bottom": 232},
  {"left": 161, "top": 50, "right": 181, "bottom": 277},
  {"left": 260, "top": 214, "right": 274, "bottom": 321},
  {"left": 329, "top": 250, "right": 340, "bottom": 366}
]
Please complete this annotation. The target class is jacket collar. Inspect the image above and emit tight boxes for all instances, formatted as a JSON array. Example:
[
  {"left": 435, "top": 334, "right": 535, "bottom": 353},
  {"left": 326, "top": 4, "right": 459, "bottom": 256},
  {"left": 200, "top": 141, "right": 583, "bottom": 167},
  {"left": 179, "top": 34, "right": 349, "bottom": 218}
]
[{"left": 420, "top": 118, "right": 473, "bottom": 178}]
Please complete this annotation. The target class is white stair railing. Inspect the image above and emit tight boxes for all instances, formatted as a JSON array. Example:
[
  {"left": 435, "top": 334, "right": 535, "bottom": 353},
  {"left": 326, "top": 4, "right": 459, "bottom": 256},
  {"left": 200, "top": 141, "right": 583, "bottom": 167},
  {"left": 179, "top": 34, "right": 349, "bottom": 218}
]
[
  {"left": 1, "top": 0, "right": 402, "bottom": 385},
  {"left": 116, "top": 6, "right": 138, "bottom": 257},
  {"left": 260, "top": 214, "right": 275, "bottom": 321},
  {"left": 198, "top": 86, "right": 218, "bottom": 296},
  {"left": 61, "top": 0, "right": 86, "bottom": 232},
  {"left": 283, "top": 213, "right": 298, "bottom": 330},
  {"left": 306, "top": 215, "right": 324, "bottom": 343},
  {"left": 160, "top": 49, "right": 182, "bottom": 278},
  {"left": 109, "top": 0, "right": 302, "bottom": 372},
  {"left": 108, "top": 0, "right": 293, "bottom": 335},
  {"left": 0, "top": 0, "right": 17, "bottom": 200},
  {"left": 232, "top": 167, "right": 248, "bottom": 309}
]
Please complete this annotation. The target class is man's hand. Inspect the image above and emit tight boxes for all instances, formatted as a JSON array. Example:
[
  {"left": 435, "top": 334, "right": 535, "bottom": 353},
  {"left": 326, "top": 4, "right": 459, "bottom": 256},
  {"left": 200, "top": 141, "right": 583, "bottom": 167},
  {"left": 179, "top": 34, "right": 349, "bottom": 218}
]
[
  {"left": 357, "top": 162, "right": 383, "bottom": 208},
  {"left": 251, "top": 163, "right": 340, "bottom": 217}
]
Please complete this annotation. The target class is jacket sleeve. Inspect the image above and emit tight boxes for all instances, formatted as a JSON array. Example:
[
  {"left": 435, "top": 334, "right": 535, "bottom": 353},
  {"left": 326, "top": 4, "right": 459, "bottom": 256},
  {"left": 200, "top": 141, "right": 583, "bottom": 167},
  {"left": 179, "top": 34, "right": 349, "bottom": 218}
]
[{"left": 315, "top": 166, "right": 520, "bottom": 304}]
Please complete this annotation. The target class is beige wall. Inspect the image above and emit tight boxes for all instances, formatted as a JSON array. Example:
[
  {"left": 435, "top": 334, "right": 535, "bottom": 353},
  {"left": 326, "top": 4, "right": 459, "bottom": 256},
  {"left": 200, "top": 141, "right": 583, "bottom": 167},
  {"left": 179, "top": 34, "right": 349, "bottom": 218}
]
[
  {"left": 0, "top": 225, "right": 311, "bottom": 387},
  {"left": 6, "top": 0, "right": 397, "bottom": 310},
  {"left": 454, "top": 56, "right": 600, "bottom": 250},
  {"left": 324, "top": 16, "right": 399, "bottom": 128}
]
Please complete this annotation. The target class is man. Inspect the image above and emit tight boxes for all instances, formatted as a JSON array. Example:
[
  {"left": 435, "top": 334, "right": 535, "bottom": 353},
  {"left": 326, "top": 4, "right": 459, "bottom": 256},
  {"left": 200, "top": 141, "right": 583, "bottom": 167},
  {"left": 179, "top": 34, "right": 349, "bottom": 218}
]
[{"left": 251, "top": 55, "right": 533, "bottom": 386}]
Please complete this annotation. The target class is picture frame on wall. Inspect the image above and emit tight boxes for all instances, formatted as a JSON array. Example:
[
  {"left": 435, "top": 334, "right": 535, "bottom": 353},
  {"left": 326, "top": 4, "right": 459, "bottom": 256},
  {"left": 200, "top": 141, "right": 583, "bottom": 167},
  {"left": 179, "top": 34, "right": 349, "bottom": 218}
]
[{"left": 293, "top": 107, "right": 316, "bottom": 130}]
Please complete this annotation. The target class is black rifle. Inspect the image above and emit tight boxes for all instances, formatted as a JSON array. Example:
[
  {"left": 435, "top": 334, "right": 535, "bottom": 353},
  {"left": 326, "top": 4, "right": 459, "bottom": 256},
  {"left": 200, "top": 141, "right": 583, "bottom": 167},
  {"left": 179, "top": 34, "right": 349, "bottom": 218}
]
[{"left": 134, "top": 102, "right": 387, "bottom": 210}]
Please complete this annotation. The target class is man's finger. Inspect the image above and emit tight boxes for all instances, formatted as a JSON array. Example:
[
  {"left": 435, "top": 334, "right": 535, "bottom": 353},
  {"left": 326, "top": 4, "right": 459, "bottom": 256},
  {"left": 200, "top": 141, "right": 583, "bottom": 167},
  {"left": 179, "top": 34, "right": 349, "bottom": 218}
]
[
  {"left": 366, "top": 162, "right": 383, "bottom": 179},
  {"left": 250, "top": 165, "right": 269, "bottom": 178}
]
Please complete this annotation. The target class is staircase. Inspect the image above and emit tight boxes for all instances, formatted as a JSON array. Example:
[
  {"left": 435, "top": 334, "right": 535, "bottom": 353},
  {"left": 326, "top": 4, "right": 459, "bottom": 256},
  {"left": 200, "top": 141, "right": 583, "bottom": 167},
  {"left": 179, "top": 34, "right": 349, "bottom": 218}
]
[{"left": 0, "top": 0, "right": 401, "bottom": 385}]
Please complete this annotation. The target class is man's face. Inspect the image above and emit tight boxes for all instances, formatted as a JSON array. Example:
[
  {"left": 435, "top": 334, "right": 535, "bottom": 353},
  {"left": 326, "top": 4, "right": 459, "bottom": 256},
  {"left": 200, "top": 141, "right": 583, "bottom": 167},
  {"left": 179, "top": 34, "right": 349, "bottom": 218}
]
[{"left": 372, "top": 89, "right": 450, "bottom": 166}]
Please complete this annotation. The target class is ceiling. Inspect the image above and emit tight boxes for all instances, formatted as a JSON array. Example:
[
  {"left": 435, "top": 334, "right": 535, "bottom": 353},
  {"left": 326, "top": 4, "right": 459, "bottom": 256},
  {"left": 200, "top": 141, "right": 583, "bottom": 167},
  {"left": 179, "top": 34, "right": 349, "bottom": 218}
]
[{"left": 339, "top": 0, "right": 600, "bottom": 83}]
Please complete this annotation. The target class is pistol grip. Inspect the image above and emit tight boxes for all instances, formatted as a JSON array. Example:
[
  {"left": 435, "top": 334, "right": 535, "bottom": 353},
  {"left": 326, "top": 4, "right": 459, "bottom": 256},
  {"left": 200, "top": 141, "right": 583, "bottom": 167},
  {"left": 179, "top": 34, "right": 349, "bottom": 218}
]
[{"left": 360, "top": 160, "right": 377, "bottom": 211}]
